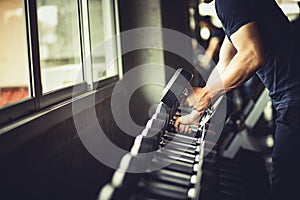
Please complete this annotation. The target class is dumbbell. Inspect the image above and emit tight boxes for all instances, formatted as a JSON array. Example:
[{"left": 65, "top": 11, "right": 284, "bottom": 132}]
[
  {"left": 134, "top": 180, "right": 197, "bottom": 200},
  {"left": 163, "top": 131, "right": 200, "bottom": 145},
  {"left": 135, "top": 152, "right": 204, "bottom": 199},
  {"left": 160, "top": 68, "right": 193, "bottom": 130},
  {"left": 97, "top": 184, "right": 115, "bottom": 200},
  {"left": 133, "top": 155, "right": 199, "bottom": 194},
  {"left": 98, "top": 128, "right": 160, "bottom": 200},
  {"left": 154, "top": 132, "right": 204, "bottom": 173},
  {"left": 161, "top": 139, "right": 199, "bottom": 157},
  {"left": 98, "top": 153, "right": 135, "bottom": 200},
  {"left": 131, "top": 126, "right": 167, "bottom": 155},
  {"left": 162, "top": 128, "right": 201, "bottom": 148},
  {"left": 135, "top": 136, "right": 200, "bottom": 176},
  {"left": 134, "top": 167, "right": 201, "bottom": 200},
  {"left": 132, "top": 127, "right": 198, "bottom": 165},
  {"left": 160, "top": 68, "right": 193, "bottom": 109},
  {"left": 131, "top": 68, "right": 204, "bottom": 199},
  {"left": 150, "top": 169, "right": 200, "bottom": 187},
  {"left": 158, "top": 147, "right": 199, "bottom": 163},
  {"left": 131, "top": 128, "right": 197, "bottom": 173},
  {"left": 153, "top": 151, "right": 201, "bottom": 175},
  {"left": 146, "top": 130, "right": 198, "bottom": 157},
  {"left": 109, "top": 152, "right": 157, "bottom": 200},
  {"left": 149, "top": 102, "right": 170, "bottom": 119},
  {"left": 156, "top": 150, "right": 198, "bottom": 167},
  {"left": 150, "top": 168, "right": 198, "bottom": 187},
  {"left": 141, "top": 148, "right": 201, "bottom": 184},
  {"left": 144, "top": 117, "right": 202, "bottom": 157},
  {"left": 133, "top": 141, "right": 204, "bottom": 199},
  {"left": 160, "top": 138, "right": 200, "bottom": 155}
]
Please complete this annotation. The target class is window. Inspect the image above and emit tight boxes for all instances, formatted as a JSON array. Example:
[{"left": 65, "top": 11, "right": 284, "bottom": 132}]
[
  {"left": 0, "top": 0, "right": 120, "bottom": 126},
  {"left": 37, "top": 0, "right": 83, "bottom": 93},
  {"left": 88, "top": 0, "right": 119, "bottom": 82},
  {"left": 0, "top": 0, "right": 31, "bottom": 107}
]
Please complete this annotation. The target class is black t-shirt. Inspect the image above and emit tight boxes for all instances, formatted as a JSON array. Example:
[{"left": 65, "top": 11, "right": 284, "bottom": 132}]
[
  {"left": 291, "top": 17, "right": 300, "bottom": 37},
  {"left": 215, "top": 0, "right": 300, "bottom": 109},
  {"left": 211, "top": 27, "right": 225, "bottom": 41}
]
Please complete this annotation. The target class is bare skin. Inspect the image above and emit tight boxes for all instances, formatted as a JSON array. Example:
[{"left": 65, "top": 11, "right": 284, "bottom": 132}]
[
  {"left": 201, "top": 37, "right": 222, "bottom": 67},
  {"left": 175, "top": 22, "right": 265, "bottom": 131}
]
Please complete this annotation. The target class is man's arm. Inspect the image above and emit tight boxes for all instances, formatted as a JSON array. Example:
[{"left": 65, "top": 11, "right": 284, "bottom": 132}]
[
  {"left": 175, "top": 22, "right": 265, "bottom": 129},
  {"left": 208, "top": 36, "right": 237, "bottom": 83},
  {"left": 219, "top": 22, "right": 265, "bottom": 92},
  {"left": 195, "top": 22, "right": 265, "bottom": 110},
  {"left": 174, "top": 32, "right": 237, "bottom": 130},
  {"left": 199, "top": 36, "right": 235, "bottom": 76}
]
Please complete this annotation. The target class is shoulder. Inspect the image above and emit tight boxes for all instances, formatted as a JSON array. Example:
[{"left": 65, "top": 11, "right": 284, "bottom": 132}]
[
  {"left": 215, "top": 0, "right": 251, "bottom": 18},
  {"left": 215, "top": 0, "right": 254, "bottom": 37}
]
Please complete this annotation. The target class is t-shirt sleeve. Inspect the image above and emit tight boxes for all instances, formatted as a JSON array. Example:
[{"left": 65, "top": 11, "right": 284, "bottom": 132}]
[
  {"left": 215, "top": 0, "right": 255, "bottom": 38},
  {"left": 211, "top": 28, "right": 225, "bottom": 41}
]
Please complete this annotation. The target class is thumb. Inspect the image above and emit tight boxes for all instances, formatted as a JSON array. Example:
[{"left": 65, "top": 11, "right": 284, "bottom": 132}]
[
  {"left": 174, "top": 117, "right": 182, "bottom": 132},
  {"left": 174, "top": 110, "right": 201, "bottom": 131}
]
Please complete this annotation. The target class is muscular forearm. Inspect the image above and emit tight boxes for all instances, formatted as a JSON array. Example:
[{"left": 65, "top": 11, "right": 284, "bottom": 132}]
[
  {"left": 175, "top": 22, "right": 265, "bottom": 129},
  {"left": 175, "top": 51, "right": 263, "bottom": 131},
  {"left": 221, "top": 50, "right": 264, "bottom": 92},
  {"left": 204, "top": 37, "right": 220, "bottom": 60},
  {"left": 203, "top": 49, "right": 265, "bottom": 102}
]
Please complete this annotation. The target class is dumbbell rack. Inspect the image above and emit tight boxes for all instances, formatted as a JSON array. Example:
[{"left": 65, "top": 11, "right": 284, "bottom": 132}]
[
  {"left": 97, "top": 68, "right": 268, "bottom": 200},
  {"left": 96, "top": 68, "right": 212, "bottom": 200}
]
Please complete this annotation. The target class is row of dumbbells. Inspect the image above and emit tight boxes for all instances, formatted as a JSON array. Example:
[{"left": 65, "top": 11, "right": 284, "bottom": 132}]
[
  {"left": 98, "top": 101, "right": 223, "bottom": 200},
  {"left": 96, "top": 68, "right": 235, "bottom": 200},
  {"left": 135, "top": 103, "right": 205, "bottom": 200}
]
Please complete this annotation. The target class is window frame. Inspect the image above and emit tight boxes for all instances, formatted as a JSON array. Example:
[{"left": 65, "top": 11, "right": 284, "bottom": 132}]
[
  {"left": 81, "top": 0, "right": 121, "bottom": 90},
  {"left": 0, "top": 0, "right": 121, "bottom": 127}
]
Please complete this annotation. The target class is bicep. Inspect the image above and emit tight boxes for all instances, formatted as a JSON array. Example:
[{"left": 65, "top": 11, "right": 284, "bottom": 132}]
[{"left": 230, "top": 22, "right": 265, "bottom": 67}]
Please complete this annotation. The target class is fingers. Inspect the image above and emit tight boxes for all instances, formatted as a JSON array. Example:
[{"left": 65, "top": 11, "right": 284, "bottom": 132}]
[
  {"left": 174, "top": 110, "right": 202, "bottom": 132},
  {"left": 174, "top": 116, "right": 182, "bottom": 132},
  {"left": 195, "top": 110, "right": 205, "bottom": 119},
  {"left": 179, "top": 124, "right": 192, "bottom": 134},
  {"left": 174, "top": 116, "right": 194, "bottom": 132}
]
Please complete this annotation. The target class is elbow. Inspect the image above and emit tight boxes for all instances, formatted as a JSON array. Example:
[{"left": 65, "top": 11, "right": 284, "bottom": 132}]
[
  {"left": 251, "top": 45, "right": 266, "bottom": 67},
  {"left": 246, "top": 49, "right": 265, "bottom": 71}
]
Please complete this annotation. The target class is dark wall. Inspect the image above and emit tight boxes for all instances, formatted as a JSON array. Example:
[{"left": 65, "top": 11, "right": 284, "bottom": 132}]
[
  {"left": 117, "top": 0, "right": 198, "bottom": 127},
  {"left": 160, "top": 0, "right": 197, "bottom": 84},
  {"left": 0, "top": 97, "right": 134, "bottom": 200},
  {"left": 118, "top": 0, "right": 165, "bottom": 126}
]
